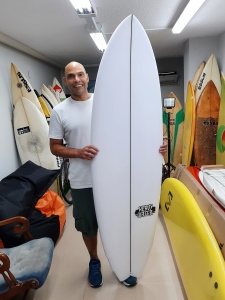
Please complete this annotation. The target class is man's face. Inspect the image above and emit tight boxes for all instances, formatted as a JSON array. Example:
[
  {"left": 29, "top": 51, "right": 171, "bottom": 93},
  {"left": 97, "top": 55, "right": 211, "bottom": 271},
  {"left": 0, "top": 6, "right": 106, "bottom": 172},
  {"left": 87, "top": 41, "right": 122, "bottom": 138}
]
[{"left": 64, "top": 63, "right": 89, "bottom": 98}]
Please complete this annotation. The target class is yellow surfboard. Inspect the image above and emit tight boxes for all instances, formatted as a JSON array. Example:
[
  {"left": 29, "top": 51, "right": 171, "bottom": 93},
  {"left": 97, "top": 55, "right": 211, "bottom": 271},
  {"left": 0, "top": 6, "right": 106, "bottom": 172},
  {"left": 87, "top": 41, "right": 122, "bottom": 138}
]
[
  {"left": 163, "top": 92, "right": 184, "bottom": 168},
  {"left": 182, "top": 81, "right": 196, "bottom": 166},
  {"left": 160, "top": 178, "right": 225, "bottom": 300},
  {"left": 216, "top": 73, "right": 225, "bottom": 164}
]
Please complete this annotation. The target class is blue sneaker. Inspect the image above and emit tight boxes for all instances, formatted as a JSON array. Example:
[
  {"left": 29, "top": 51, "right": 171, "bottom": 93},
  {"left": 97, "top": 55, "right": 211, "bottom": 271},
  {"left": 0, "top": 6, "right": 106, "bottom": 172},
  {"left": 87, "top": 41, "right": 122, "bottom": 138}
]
[
  {"left": 88, "top": 259, "right": 103, "bottom": 288},
  {"left": 123, "top": 275, "right": 137, "bottom": 287}
]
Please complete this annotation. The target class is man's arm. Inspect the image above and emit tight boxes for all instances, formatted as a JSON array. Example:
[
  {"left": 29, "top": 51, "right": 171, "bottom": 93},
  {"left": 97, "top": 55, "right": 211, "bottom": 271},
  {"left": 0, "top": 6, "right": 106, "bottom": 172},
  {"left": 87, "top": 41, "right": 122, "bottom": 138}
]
[{"left": 50, "top": 139, "right": 99, "bottom": 160}]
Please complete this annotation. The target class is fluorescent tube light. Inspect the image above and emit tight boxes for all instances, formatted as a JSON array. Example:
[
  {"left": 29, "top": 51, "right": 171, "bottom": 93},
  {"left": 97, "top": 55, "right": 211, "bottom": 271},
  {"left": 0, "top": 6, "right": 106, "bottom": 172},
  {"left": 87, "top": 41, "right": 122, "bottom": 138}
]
[
  {"left": 70, "top": 0, "right": 96, "bottom": 17},
  {"left": 172, "top": 0, "right": 206, "bottom": 34},
  {"left": 90, "top": 32, "right": 107, "bottom": 52}
]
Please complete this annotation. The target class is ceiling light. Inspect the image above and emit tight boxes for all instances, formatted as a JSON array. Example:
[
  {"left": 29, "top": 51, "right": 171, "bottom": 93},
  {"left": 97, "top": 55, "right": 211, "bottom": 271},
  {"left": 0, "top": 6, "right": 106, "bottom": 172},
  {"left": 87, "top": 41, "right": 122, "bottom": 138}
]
[
  {"left": 90, "top": 32, "right": 107, "bottom": 52},
  {"left": 172, "top": 0, "right": 206, "bottom": 34},
  {"left": 70, "top": 0, "right": 97, "bottom": 17}
]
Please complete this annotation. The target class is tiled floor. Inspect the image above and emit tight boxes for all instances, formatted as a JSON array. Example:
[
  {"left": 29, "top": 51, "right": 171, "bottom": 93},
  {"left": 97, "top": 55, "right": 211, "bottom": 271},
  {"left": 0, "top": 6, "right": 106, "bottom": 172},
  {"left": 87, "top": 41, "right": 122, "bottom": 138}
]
[{"left": 25, "top": 205, "right": 187, "bottom": 300}]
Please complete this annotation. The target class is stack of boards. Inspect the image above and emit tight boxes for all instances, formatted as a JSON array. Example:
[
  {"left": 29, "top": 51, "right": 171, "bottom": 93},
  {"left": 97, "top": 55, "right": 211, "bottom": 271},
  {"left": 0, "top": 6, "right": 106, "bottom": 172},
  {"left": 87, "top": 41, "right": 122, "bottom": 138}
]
[
  {"left": 11, "top": 63, "right": 65, "bottom": 170},
  {"left": 161, "top": 178, "right": 225, "bottom": 299},
  {"left": 165, "top": 53, "right": 222, "bottom": 169},
  {"left": 199, "top": 166, "right": 225, "bottom": 209}
]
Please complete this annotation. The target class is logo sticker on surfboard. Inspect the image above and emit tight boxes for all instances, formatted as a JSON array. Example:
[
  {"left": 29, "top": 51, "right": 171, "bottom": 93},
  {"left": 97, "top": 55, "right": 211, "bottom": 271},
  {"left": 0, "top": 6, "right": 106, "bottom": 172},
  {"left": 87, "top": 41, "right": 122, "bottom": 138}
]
[
  {"left": 16, "top": 72, "right": 32, "bottom": 92},
  {"left": 17, "top": 126, "right": 30, "bottom": 135},
  {"left": 135, "top": 204, "right": 156, "bottom": 218}
]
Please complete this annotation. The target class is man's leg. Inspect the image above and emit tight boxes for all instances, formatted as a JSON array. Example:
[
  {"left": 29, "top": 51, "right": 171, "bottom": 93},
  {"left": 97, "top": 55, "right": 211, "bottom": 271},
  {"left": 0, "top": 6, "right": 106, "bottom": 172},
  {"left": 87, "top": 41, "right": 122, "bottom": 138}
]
[
  {"left": 71, "top": 188, "right": 102, "bottom": 288},
  {"left": 82, "top": 233, "right": 98, "bottom": 260}
]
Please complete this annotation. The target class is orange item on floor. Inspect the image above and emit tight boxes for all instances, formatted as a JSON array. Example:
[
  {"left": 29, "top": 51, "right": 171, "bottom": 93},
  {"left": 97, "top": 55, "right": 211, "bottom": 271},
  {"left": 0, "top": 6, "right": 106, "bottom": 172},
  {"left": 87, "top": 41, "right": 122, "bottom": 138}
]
[{"left": 35, "top": 190, "right": 66, "bottom": 235}]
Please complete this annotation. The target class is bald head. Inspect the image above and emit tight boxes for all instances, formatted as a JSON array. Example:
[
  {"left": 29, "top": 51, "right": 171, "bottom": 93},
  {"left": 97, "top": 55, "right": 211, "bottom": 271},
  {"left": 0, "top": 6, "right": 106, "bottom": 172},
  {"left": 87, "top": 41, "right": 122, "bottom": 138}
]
[
  {"left": 63, "top": 61, "right": 90, "bottom": 101},
  {"left": 65, "top": 62, "right": 86, "bottom": 76}
]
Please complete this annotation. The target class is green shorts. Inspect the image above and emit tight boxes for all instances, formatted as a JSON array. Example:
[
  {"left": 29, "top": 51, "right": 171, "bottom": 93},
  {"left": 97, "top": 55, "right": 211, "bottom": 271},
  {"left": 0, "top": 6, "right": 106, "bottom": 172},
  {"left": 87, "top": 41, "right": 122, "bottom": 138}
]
[{"left": 71, "top": 188, "right": 98, "bottom": 237}]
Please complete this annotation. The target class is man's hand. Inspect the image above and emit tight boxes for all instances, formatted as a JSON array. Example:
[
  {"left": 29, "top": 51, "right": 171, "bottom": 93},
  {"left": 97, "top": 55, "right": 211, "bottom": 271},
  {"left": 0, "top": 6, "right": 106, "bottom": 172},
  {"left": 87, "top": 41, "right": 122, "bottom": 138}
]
[
  {"left": 78, "top": 145, "right": 99, "bottom": 160},
  {"left": 159, "top": 136, "right": 168, "bottom": 155}
]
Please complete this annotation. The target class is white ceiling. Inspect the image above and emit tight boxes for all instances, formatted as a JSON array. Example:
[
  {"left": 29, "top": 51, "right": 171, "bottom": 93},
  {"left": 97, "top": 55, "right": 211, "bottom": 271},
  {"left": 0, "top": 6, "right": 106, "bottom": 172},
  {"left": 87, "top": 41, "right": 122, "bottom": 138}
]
[{"left": 0, "top": 0, "right": 224, "bottom": 68}]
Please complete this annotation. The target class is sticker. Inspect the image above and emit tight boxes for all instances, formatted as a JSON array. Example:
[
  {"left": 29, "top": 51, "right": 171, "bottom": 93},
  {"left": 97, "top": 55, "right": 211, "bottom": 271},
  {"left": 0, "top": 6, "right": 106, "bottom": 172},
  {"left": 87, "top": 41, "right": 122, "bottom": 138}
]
[{"left": 135, "top": 204, "right": 156, "bottom": 218}]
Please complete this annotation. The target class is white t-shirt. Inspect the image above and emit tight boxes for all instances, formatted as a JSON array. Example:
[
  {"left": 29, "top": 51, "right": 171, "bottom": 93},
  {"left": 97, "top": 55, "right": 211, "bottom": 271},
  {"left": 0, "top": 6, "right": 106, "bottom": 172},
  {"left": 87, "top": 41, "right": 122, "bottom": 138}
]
[{"left": 49, "top": 95, "right": 93, "bottom": 189}]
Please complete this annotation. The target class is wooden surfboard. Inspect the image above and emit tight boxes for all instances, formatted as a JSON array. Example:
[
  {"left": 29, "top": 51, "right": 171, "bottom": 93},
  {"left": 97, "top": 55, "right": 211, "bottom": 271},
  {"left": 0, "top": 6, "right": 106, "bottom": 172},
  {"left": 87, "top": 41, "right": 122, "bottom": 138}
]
[
  {"left": 14, "top": 96, "right": 60, "bottom": 170},
  {"left": 11, "top": 63, "right": 44, "bottom": 115},
  {"left": 194, "top": 80, "right": 220, "bottom": 166},
  {"left": 192, "top": 61, "right": 206, "bottom": 92},
  {"left": 182, "top": 81, "right": 196, "bottom": 166},
  {"left": 163, "top": 92, "right": 184, "bottom": 167},
  {"left": 195, "top": 54, "right": 221, "bottom": 104},
  {"left": 52, "top": 77, "right": 66, "bottom": 102},
  {"left": 161, "top": 178, "right": 225, "bottom": 300},
  {"left": 91, "top": 15, "right": 163, "bottom": 281},
  {"left": 216, "top": 73, "right": 225, "bottom": 164}
]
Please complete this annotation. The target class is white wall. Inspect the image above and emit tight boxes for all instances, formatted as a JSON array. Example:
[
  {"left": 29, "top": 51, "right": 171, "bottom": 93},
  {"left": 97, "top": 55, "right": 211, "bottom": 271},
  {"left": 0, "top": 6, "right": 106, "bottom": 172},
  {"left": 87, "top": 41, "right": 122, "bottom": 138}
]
[
  {"left": 85, "top": 58, "right": 184, "bottom": 106},
  {"left": 0, "top": 42, "right": 61, "bottom": 180},
  {"left": 219, "top": 32, "right": 225, "bottom": 74},
  {"left": 157, "top": 57, "right": 184, "bottom": 106}
]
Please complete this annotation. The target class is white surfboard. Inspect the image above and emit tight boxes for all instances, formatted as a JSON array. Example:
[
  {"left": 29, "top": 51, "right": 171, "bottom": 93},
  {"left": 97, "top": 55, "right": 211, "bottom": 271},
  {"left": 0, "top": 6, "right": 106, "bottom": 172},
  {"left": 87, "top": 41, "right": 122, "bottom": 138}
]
[
  {"left": 52, "top": 77, "right": 66, "bottom": 102},
  {"left": 14, "top": 96, "right": 60, "bottom": 170},
  {"left": 192, "top": 61, "right": 205, "bottom": 92},
  {"left": 195, "top": 54, "right": 221, "bottom": 103},
  {"left": 199, "top": 168, "right": 225, "bottom": 208},
  {"left": 91, "top": 15, "right": 163, "bottom": 281},
  {"left": 48, "top": 84, "right": 61, "bottom": 103},
  {"left": 11, "top": 63, "right": 44, "bottom": 115},
  {"left": 40, "top": 84, "right": 59, "bottom": 107}
]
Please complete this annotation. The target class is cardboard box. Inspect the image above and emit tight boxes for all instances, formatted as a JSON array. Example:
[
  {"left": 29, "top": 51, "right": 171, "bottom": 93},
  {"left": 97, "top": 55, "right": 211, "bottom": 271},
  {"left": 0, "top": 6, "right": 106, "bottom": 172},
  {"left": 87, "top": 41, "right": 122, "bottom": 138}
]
[{"left": 173, "top": 164, "right": 225, "bottom": 258}]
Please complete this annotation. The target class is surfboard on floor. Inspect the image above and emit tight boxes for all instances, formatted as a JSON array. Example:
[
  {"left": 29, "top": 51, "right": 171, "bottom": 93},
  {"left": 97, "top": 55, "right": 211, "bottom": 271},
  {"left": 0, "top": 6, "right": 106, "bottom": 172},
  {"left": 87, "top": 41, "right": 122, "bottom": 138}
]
[
  {"left": 216, "top": 73, "right": 225, "bottom": 164},
  {"left": 52, "top": 77, "right": 66, "bottom": 102},
  {"left": 163, "top": 92, "right": 184, "bottom": 168},
  {"left": 182, "top": 81, "right": 195, "bottom": 166},
  {"left": 195, "top": 54, "right": 221, "bottom": 104},
  {"left": 91, "top": 15, "right": 163, "bottom": 281},
  {"left": 13, "top": 96, "right": 60, "bottom": 170},
  {"left": 161, "top": 178, "right": 225, "bottom": 300},
  {"left": 11, "top": 63, "right": 44, "bottom": 115},
  {"left": 194, "top": 80, "right": 220, "bottom": 166}
]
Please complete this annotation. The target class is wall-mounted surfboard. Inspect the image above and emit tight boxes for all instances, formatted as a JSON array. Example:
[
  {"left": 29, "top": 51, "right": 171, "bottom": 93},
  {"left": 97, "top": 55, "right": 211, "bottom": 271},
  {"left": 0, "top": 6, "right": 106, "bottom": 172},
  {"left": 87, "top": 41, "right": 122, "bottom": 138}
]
[
  {"left": 161, "top": 178, "right": 225, "bottom": 299},
  {"left": 52, "top": 77, "right": 66, "bottom": 102},
  {"left": 11, "top": 63, "right": 44, "bottom": 115},
  {"left": 182, "top": 81, "right": 195, "bottom": 166},
  {"left": 216, "top": 73, "right": 225, "bottom": 164},
  {"left": 195, "top": 54, "right": 221, "bottom": 104},
  {"left": 14, "top": 96, "right": 60, "bottom": 170},
  {"left": 91, "top": 15, "right": 163, "bottom": 281}
]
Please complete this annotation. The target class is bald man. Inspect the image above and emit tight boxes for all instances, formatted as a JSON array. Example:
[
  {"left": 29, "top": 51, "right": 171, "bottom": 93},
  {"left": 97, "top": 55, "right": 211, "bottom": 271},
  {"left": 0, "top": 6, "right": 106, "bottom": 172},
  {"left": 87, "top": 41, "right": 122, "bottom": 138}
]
[{"left": 49, "top": 61, "right": 167, "bottom": 288}]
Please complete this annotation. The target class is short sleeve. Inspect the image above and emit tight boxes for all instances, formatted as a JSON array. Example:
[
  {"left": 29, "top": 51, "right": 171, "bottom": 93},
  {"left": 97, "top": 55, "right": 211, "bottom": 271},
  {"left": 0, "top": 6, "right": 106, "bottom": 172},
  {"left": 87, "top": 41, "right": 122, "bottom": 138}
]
[{"left": 48, "top": 108, "right": 64, "bottom": 139}]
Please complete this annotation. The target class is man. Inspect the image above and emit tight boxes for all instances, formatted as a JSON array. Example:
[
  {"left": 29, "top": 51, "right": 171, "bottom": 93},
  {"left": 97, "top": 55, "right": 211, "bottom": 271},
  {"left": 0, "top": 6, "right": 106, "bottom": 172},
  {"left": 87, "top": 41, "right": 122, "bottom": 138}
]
[{"left": 49, "top": 61, "right": 167, "bottom": 288}]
